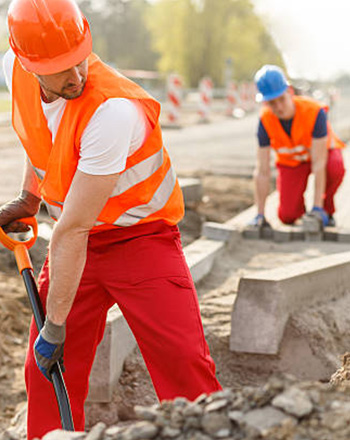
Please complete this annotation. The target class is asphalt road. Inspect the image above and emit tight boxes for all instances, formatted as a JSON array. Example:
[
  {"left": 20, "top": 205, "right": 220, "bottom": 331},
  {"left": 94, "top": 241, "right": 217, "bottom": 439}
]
[{"left": 163, "top": 111, "right": 258, "bottom": 176}]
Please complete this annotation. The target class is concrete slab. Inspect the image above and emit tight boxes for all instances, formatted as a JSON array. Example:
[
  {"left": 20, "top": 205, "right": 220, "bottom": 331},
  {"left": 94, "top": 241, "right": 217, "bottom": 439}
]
[
  {"left": 202, "top": 221, "right": 239, "bottom": 243},
  {"left": 184, "top": 238, "right": 225, "bottom": 284},
  {"left": 87, "top": 305, "right": 136, "bottom": 402},
  {"left": 230, "top": 251, "right": 350, "bottom": 355},
  {"left": 178, "top": 177, "right": 202, "bottom": 207}
]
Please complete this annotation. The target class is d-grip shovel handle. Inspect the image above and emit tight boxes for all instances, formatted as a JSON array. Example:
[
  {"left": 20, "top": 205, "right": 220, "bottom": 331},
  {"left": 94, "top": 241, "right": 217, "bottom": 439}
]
[
  {"left": 0, "top": 217, "right": 74, "bottom": 431},
  {"left": 0, "top": 217, "right": 38, "bottom": 273}
]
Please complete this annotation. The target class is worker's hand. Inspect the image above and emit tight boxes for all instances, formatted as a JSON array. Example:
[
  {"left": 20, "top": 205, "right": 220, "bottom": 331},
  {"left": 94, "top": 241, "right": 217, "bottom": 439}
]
[
  {"left": 310, "top": 206, "right": 329, "bottom": 227},
  {"left": 248, "top": 214, "right": 271, "bottom": 228},
  {"left": 0, "top": 190, "right": 41, "bottom": 233},
  {"left": 34, "top": 318, "right": 66, "bottom": 382}
]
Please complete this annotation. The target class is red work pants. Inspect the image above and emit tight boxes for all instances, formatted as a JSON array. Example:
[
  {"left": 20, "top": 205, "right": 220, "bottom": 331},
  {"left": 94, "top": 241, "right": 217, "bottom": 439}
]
[
  {"left": 25, "top": 221, "right": 222, "bottom": 439},
  {"left": 277, "top": 148, "right": 345, "bottom": 224}
]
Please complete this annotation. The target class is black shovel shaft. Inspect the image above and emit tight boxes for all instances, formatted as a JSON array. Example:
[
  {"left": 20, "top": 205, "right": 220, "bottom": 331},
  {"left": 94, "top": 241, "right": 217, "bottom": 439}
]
[{"left": 22, "top": 268, "right": 74, "bottom": 431}]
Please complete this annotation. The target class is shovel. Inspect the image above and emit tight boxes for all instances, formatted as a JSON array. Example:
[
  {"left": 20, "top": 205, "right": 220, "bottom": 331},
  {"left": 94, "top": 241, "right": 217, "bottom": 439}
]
[{"left": 0, "top": 217, "right": 74, "bottom": 431}]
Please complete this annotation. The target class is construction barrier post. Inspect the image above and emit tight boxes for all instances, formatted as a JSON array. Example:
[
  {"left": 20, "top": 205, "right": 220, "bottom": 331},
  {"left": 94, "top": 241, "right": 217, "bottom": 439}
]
[
  {"left": 167, "top": 73, "right": 182, "bottom": 125},
  {"left": 226, "top": 81, "right": 238, "bottom": 117},
  {"left": 198, "top": 77, "right": 213, "bottom": 123}
]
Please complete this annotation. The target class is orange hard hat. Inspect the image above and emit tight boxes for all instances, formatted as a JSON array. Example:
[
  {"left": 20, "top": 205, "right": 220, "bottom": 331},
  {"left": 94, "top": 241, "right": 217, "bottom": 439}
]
[{"left": 7, "top": 0, "right": 92, "bottom": 75}]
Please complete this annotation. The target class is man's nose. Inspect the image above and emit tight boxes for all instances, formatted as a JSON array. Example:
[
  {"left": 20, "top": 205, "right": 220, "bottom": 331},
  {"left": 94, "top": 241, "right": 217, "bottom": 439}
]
[{"left": 69, "top": 66, "right": 83, "bottom": 84}]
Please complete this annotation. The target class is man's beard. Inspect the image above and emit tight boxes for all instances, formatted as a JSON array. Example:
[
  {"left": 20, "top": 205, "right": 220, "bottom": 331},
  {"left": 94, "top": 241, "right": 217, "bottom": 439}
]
[{"left": 59, "top": 81, "right": 86, "bottom": 100}]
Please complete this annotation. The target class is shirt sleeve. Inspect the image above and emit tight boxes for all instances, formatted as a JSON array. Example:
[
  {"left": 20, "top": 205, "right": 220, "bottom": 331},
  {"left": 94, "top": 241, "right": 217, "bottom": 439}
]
[
  {"left": 312, "top": 108, "right": 328, "bottom": 138},
  {"left": 257, "top": 119, "right": 270, "bottom": 147},
  {"left": 78, "top": 98, "right": 146, "bottom": 175}
]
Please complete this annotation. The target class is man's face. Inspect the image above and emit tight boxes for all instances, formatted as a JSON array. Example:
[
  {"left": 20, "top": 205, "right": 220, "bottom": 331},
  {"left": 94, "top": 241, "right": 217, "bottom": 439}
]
[
  {"left": 265, "top": 89, "right": 295, "bottom": 120},
  {"left": 35, "top": 59, "right": 88, "bottom": 102}
]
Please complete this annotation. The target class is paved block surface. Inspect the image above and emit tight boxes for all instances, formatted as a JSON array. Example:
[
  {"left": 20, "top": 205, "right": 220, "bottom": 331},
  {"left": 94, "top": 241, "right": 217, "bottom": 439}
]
[{"left": 225, "top": 147, "right": 350, "bottom": 242}]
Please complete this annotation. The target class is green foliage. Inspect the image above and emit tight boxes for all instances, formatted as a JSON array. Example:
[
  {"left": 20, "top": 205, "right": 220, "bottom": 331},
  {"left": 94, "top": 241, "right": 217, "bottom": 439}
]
[
  {"left": 0, "top": 0, "right": 283, "bottom": 87},
  {"left": 146, "top": 0, "right": 284, "bottom": 86},
  {"left": 78, "top": 0, "right": 159, "bottom": 70}
]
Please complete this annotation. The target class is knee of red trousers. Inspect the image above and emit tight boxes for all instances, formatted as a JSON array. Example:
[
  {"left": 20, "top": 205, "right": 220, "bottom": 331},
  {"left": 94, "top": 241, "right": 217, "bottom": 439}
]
[
  {"left": 327, "top": 156, "right": 345, "bottom": 188},
  {"left": 278, "top": 206, "right": 302, "bottom": 224}
]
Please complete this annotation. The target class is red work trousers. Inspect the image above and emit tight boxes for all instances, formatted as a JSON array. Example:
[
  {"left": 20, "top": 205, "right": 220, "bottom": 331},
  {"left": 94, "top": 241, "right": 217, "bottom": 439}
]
[
  {"left": 25, "top": 221, "right": 222, "bottom": 439},
  {"left": 277, "top": 148, "right": 345, "bottom": 224}
]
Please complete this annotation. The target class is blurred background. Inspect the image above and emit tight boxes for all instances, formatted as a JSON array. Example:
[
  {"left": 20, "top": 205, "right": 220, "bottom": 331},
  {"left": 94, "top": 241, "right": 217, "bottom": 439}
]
[
  {"left": 0, "top": 0, "right": 343, "bottom": 120},
  {"left": 0, "top": 0, "right": 348, "bottom": 133}
]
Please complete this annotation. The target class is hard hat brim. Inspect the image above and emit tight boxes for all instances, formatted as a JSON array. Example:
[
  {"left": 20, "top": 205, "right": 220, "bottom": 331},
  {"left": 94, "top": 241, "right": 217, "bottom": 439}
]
[
  {"left": 256, "top": 84, "right": 288, "bottom": 103},
  {"left": 14, "top": 32, "right": 93, "bottom": 75}
]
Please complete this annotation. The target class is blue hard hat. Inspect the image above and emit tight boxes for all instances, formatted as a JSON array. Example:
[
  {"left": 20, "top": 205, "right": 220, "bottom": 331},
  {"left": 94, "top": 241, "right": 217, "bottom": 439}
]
[{"left": 254, "top": 65, "right": 288, "bottom": 102}]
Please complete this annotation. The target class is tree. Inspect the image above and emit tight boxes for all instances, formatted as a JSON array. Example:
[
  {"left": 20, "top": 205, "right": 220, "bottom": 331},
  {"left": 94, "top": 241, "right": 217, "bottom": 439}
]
[
  {"left": 79, "top": 0, "right": 159, "bottom": 70},
  {"left": 146, "top": 0, "right": 284, "bottom": 86}
]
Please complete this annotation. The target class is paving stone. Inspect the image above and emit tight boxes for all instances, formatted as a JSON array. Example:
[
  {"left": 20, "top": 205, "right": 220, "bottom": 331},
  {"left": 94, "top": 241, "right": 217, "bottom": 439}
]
[
  {"left": 202, "top": 222, "right": 239, "bottom": 243},
  {"left": 230, "top": 251, "right": 350, "bottom": 354},
  {"left": 184, "top": 238, "right": 225, "bottom": 284}
]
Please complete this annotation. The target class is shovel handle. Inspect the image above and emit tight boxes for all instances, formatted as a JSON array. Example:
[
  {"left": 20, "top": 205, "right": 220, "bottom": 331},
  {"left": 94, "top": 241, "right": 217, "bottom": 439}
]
[
  {"left": 0, "top": 217, "right": 38, "bottom": 251},
  {"left": 0, "top": 217, "right": 38, "bottom": 273}
]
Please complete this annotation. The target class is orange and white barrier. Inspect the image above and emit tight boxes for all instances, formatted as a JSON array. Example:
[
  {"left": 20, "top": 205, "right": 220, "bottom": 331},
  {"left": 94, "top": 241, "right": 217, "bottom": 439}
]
[
  {"left": 167, "top": 73, "right": 182, "bottom": 123},
  {"left": 198, "top": 77, "right": 213, "bottom": 121},
  {"left": 239, "top": 82, "right": 249, "bottom": 112},
  {"left": 239, "top": 82, "right": 257, "bottom": 112},
  {"left": 226, "top": 81, "right": 238, "bottom": 116}
]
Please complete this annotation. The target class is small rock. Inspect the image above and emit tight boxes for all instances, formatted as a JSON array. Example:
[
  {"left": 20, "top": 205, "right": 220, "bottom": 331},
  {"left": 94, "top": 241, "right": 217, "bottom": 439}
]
[
  {"left": 122, "top": 421, "right": 158, "bottom": 440},
  {"left": 204, "top": 399, "right": 228, "bottom": 413},
  {"left": 242, "top": 406, "right": 296, "bottom": 434},
  {"left": 104, "top": 425, "right": 124, "bottom": 438},
  {"left": 201, "top": 413, "right": 232, "bottom": 438},
  {"left": 228, "top": 411, "right": 244, "bottom": 424},
  {"left": 183, "top": 416, "right": 201, "bottom": 431},
  {"left": 183, "top": 403, "right": 203, "bottom": 418},
  {"left": 161, "top": 426, "right": 182, "bottom": 438},
  {"left": 272, "top": 387, "right": 313, "bottom": 417},
  {"left": 193, "top": 394, "right": 207, "bottom": 405},
  {"left": 134, "top": 406, "right": 159, "bottom": 422},
  {"left": 42, "top": 431, "right": 85, "bottom": 440},
  {"left": 85, "top": 423, "right": 106, "bottom": 440}
]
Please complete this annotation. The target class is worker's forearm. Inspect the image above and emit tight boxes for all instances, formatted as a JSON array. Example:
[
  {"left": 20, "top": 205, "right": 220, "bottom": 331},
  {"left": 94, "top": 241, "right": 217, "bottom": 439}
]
[
  {"left": 46, "top": 225, "right": 89, "bottom": 325},
  {"left": 313, "top": 167, "right": 326, "bottom": 208},
  {"left": 312, "top": 158, "right": 327, "bottom": 207},
  {"left": 254, "top": 171, "right": 270, "bottom": 215}
]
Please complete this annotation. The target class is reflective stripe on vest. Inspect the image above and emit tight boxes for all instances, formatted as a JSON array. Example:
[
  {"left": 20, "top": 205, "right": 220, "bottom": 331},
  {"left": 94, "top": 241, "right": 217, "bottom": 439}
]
[
  {"left": 33, "top": 166, "right": 45, "bottom": 180},
  {"left": 276, "top": 145, "right": 310, "bottom": 162},
  {"left": 39, "top": 156, "right": 177, "bottom": 227},
  {"left": 33, "top": 147, "right": 164, "bottom": 200},
  {"left": 111, "top": 147, "right": 164, "bottom": 197},
  {"left": 96, "top": 165, "right": 177, "bottom": 227}
]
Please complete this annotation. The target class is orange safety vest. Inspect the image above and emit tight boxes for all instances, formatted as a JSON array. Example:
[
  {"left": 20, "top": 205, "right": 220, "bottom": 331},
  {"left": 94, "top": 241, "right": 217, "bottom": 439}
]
[
  {"left": 260, "top": 95, "right": 345, "bottom": 167},
  {"left": 12, "top": 53, "right": 184, "bottom": 231}
]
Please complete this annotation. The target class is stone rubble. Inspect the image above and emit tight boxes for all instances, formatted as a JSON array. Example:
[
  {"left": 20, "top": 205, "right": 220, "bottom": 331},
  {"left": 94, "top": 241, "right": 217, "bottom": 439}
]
[{"left": 7, "top": 374, "right": 350, "bottom": 440}]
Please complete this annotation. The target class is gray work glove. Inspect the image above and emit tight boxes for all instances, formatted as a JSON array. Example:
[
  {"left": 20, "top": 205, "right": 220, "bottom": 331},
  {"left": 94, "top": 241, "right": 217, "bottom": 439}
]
[
  {"left": 34, "top": 318, "right": 66, "bottom": 382},
  {"left": 0, "top": 190, "right": 41, "bottom": 232}
]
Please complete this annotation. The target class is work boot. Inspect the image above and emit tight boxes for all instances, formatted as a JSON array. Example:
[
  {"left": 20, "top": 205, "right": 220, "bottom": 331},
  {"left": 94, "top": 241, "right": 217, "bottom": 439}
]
[{"left": 328, "top": 215, "right": 336, "bottom": 227}]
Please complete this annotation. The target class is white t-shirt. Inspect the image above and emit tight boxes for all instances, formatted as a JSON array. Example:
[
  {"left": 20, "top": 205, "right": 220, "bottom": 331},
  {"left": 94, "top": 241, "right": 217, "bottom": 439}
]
[{"left": 3, "top": 49, "right": 149, "bottom": 175}]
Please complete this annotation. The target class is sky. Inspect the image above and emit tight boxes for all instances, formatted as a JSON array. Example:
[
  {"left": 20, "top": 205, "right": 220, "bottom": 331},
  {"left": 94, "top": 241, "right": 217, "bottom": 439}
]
[{"left": 252, "top": 0, "right": 350, "bottom": 81}]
